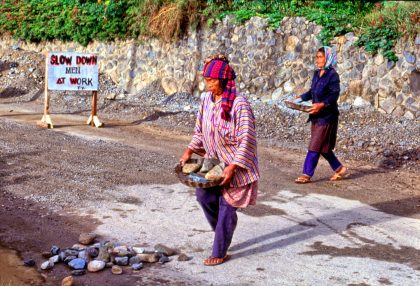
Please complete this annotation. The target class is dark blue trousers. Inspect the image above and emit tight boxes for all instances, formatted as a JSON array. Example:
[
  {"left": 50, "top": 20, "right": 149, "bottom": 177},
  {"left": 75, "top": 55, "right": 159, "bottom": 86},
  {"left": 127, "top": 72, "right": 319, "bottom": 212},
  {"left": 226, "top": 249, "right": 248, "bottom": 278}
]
[
  {"left": 303, "top": 150, "right": 342, "bottom": 177},
  {"left": 196, "top": 187, "right": 237, "bottom": 258}
]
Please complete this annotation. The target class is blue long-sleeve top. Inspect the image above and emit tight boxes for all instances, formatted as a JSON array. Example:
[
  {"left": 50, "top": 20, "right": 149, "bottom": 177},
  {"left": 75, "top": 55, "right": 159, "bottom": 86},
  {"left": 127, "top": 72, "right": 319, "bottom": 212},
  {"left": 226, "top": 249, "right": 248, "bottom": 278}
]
[{"left": 300, "top": 68, "right": 340, "bottom": 124}]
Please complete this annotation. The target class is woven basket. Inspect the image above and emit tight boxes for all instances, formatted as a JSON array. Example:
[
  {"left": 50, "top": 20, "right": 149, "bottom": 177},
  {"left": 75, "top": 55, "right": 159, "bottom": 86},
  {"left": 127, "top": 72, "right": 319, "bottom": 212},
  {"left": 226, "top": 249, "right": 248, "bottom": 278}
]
[{"left": 174, "top": 159, "right": 223, "bottom": 188}]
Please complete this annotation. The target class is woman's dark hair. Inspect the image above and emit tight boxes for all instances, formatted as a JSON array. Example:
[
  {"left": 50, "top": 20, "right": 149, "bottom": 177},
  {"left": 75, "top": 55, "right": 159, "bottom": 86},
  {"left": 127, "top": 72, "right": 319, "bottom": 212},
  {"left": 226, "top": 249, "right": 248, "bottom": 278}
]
[
  {"left": 220, "top": 79, "right": 229, "bottom": 90},
  {"left": 317, "top": 47, "right": 325, "bottom": 55}
]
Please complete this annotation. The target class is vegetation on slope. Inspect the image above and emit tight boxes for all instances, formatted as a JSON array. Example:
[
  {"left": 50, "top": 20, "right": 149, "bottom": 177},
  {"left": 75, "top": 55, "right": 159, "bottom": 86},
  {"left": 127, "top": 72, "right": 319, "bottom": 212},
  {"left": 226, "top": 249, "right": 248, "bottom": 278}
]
[{"left": 0, "top": 1, "right": 418, "bottom": 60}]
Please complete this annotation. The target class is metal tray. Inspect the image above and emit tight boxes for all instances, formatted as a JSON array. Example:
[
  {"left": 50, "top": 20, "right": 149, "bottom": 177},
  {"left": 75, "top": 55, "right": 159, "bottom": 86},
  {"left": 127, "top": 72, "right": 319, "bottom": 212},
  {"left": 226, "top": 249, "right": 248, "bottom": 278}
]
[
  {"left": 285, "top": 100, "right": 311, "bottom": 112},
  {"left": 174, "top": 158, "right": 223, "bottom": 189}
]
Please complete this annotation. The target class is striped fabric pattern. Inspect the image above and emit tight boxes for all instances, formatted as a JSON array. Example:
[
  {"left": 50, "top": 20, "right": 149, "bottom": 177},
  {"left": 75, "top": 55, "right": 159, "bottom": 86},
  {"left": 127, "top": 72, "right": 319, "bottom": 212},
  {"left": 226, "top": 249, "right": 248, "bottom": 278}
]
[{"left": 188, "top": 92, "right": 259, "bottom": 208}]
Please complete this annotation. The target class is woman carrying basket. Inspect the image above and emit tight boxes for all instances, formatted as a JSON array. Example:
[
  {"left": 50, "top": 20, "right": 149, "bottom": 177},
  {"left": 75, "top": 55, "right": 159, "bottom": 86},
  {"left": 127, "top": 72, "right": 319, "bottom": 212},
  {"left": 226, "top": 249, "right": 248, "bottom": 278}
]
[
  {"left": 179, "top": 54, "right": 260, "bottom": 266},
  {"left": 294, "top": 46, "right": 348, "bottom": 184}
]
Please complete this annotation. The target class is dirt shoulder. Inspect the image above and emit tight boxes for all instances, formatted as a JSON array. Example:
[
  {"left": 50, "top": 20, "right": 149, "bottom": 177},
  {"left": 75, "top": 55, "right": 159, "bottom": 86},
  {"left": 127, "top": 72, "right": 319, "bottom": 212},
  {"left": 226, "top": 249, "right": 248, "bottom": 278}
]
[{"left": 1, "top": 101, "right": 418, "bottom": 217}]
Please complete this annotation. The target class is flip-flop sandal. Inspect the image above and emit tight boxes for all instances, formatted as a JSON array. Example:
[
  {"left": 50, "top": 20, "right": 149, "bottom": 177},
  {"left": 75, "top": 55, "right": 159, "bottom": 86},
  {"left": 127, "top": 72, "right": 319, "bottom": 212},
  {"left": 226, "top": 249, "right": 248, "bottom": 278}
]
[
  {"left": 330, "top": 167, "right": 350, "bottom": 181},
  {"left": 295, "top": 175, "right": 311, "bottom": 184},
  {"left": 203, "top": 255, "right": 230, "bottom": 266},
  {"left": 330, "top": 173, "right": 350, "bottom": 181}
]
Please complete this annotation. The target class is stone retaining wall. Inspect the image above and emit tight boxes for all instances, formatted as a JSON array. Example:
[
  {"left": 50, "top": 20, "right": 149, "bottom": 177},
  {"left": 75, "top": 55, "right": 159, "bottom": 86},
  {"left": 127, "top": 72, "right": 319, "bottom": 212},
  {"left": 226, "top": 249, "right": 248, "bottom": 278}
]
[{"left": 1, "top": 16, "right": 418, "bottom": 118}]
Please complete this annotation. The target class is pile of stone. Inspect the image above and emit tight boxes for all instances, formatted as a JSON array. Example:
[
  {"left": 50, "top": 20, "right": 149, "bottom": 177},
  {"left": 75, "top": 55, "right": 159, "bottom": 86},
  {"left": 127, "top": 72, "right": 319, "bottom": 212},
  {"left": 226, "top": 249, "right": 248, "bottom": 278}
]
[{"left": 30, "top": 232, "right": 191, "bottom": 277}]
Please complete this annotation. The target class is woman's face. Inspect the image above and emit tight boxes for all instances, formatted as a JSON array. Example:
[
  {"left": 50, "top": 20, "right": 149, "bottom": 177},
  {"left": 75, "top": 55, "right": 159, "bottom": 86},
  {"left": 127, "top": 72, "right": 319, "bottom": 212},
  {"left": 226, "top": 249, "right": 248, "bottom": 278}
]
[
  {"left": 315, "top": 51, "right": 326, "bottom": 69},
  {"left": 204, "top": 77, "right": 222, "bottom": 94}
]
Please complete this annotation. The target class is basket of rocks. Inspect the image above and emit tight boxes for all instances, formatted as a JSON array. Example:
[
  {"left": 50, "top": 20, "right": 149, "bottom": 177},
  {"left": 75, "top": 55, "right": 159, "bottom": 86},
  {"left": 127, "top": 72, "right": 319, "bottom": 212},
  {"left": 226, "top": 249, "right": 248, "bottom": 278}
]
[{"left": 175, "top": 158, "right": 225, "bottom": 188}]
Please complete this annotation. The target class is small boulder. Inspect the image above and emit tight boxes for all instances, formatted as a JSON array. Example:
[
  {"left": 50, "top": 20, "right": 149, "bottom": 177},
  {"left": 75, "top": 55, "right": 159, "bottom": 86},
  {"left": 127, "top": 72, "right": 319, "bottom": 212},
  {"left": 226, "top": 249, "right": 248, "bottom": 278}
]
[
  {"left": 132, "top": 263, "right": 143, "bottom": 270},
  {"left": 199, "top": 158, "right": 219, "bottom": 173},
  {"left": 23, "top": 259, "right": 35, "bottom": 267},
  {"left": 41, "top": 260, "right": 54, "bottom": 270},
  {"left": 205, "top": 165, "right": 224, "bottom": 180},
  {"left": 112, "top": 246, "right": 129, "bottom": 257},
  {"left": 78, "top": 233, "right": 97, "bottom": 245},
  {"left": 97, "top": 246, "right": 110, "bottom": 262},
  {"left": 59, "top": 251, "right": 66, "bottom": 261},
  {"left": 78, "top": 250, "right": 89, "bottom": 261},
  {"left": 132, "top": 246, "right": 145, "bottom": 254},
  {"left": 115, "top": 256, "right": 129, "bottom": 266},
  {"left": 182, "top": 163, "right": 201, "bottom": 174},
  {"left": 49, "top": 255, "right": 60, "bottom": 264},
  {"left": 51, "top": 245, "right": 60, "bottom": 255},
  {"left": 161, "top": 77, "right": 178, "bottom": 95},
  {"left": 177, "top": 253, "right": 192, "bottom": 262},
  {"left": 137, "top": 252, "right": 159, "bottom": 263},
  {"left": 68, "top": 258, "right": 86, "bottom": 270},
  {"left": 158, "top": 255, "right": 170, "bottom": 264},
  {"left": 61, "top": 276, "right": 73, "bottom": 286},
  {"left": 154, "top": 244, "right": 176, "bottom": 256},
  {"left": 87, "top": 247, "right": 99, "bottom": 258},
  {"left": 111, "top": 265, "right": 123, "bottom": 275},
  {"left": 87, "top": 260, "right": 106, "bottom": 272},
  {"left": 129, "top": 256, "right": 141, "bottom": 266}
]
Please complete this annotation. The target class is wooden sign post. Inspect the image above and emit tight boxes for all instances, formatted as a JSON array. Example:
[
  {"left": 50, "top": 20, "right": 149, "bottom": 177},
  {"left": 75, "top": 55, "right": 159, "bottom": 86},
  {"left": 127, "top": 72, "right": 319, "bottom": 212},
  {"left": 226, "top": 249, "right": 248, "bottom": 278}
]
[
  {"left": 39, "top": 52, "right": 54, "bottom": 128},
  {"left": 39, "top": 51, "right": 103, "bottom": 128},
  {"left": 87, "top": 90, "right": 102, "bottom": 127}
]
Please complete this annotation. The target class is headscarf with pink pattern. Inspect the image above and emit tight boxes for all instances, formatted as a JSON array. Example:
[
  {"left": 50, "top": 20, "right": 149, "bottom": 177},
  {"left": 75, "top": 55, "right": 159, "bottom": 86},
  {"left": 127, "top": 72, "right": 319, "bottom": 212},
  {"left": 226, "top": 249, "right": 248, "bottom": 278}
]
[{"left": 202, "top": 54, "right": 236, "bottom": 120}]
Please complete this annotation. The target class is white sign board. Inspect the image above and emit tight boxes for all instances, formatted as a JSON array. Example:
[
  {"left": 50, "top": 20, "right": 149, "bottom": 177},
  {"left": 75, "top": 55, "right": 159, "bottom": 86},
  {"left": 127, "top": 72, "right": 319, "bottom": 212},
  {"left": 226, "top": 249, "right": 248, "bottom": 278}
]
[{"left": 47, "top": 52, "right": 98, "bottom": 91}]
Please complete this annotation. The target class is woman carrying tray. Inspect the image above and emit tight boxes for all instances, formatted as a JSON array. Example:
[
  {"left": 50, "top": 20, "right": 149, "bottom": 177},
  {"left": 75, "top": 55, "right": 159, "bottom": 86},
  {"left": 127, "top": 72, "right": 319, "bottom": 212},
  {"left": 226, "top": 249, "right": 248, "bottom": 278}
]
[
  {"left": 179, "top": 54, "right": 260, "bottom": 266},
  {"left": 294, "top": 46, "right": 348, "bottom": 184}
]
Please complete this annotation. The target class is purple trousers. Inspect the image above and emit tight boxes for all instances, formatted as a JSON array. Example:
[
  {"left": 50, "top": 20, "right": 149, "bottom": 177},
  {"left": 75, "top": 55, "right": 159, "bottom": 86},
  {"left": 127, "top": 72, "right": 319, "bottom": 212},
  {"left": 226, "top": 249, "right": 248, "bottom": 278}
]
[
  {"left": 303, "top": 150, "right": 342, "bottom": 177},
  {"left": 196, "top": 187, "right": 237, "bottom": 258}
]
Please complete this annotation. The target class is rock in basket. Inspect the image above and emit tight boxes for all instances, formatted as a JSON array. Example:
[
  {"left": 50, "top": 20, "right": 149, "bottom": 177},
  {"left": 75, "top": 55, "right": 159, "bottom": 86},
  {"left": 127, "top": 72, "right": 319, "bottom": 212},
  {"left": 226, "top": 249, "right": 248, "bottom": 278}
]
[{"left": 174, "top": 158, "right": 223, "bottom": 188}]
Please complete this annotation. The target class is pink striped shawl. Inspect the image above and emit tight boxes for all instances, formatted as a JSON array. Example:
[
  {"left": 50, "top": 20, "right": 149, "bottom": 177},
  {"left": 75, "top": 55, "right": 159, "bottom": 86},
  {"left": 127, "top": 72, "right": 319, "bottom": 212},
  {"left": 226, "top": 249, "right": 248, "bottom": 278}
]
[{"left": 188, "top": 92, "right": 259, "bottom": 208}]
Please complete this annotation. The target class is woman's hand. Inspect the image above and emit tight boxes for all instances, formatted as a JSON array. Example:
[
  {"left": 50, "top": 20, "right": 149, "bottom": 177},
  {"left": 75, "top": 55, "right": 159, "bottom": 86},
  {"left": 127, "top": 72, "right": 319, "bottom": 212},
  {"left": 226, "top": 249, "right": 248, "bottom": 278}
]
[
  {"left": 309, "top": 102, "right": 325, "bottom": 114},
  {"left": 179, "top": 148, "right": 193, "bottom": 166},
  {"left": 220, "top": 164, "right": 237, "bottom": 186},
  {"left": 293, "top": 95, "right": 301, "bottom": 101}
]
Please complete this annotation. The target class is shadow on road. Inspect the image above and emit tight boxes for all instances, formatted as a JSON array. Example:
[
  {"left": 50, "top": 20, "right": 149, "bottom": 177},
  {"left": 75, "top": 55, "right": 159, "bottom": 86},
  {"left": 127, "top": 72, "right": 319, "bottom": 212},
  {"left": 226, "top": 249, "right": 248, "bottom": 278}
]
[
  {"left": 104, "top": 110, "right": 181, "bottom": 127},
  {"left": 0, "top": 87, "right": 27, "bottom": 98},
  {"left": 230, "top": 195, "right": 420, "bottom": 267}
]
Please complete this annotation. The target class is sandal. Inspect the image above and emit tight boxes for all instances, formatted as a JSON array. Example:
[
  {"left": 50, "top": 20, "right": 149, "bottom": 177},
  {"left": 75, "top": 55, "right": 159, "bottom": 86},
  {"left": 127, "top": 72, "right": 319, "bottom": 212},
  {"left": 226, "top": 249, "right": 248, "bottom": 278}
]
[
  {"left": 295, "top": 175, "right": 311, "bottom": 184},
  {"left": 330, "top": 166, "right": 349, "bottom": 181},
  {"left": 203, "top": 255, "right": 229, "bottom": 266}
]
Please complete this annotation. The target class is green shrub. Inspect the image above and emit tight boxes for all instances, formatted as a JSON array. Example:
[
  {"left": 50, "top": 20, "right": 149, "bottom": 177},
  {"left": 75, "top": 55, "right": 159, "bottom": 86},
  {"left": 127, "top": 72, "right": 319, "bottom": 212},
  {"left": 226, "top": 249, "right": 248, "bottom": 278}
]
[
  {"left": 356, "top": 24, "right": 400, "bottom": 62},
  {"left": 204, "top": 0, "right": 289, "bottom": 28},
  {"left": 356, "top": 1, "right": 419, "bottom": 61},
  {"left": 297, "top": 1, "right": 374, "bottom": 45},
  {"left": 0, "top": 0, "right": 127, "bottom": 46}
]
